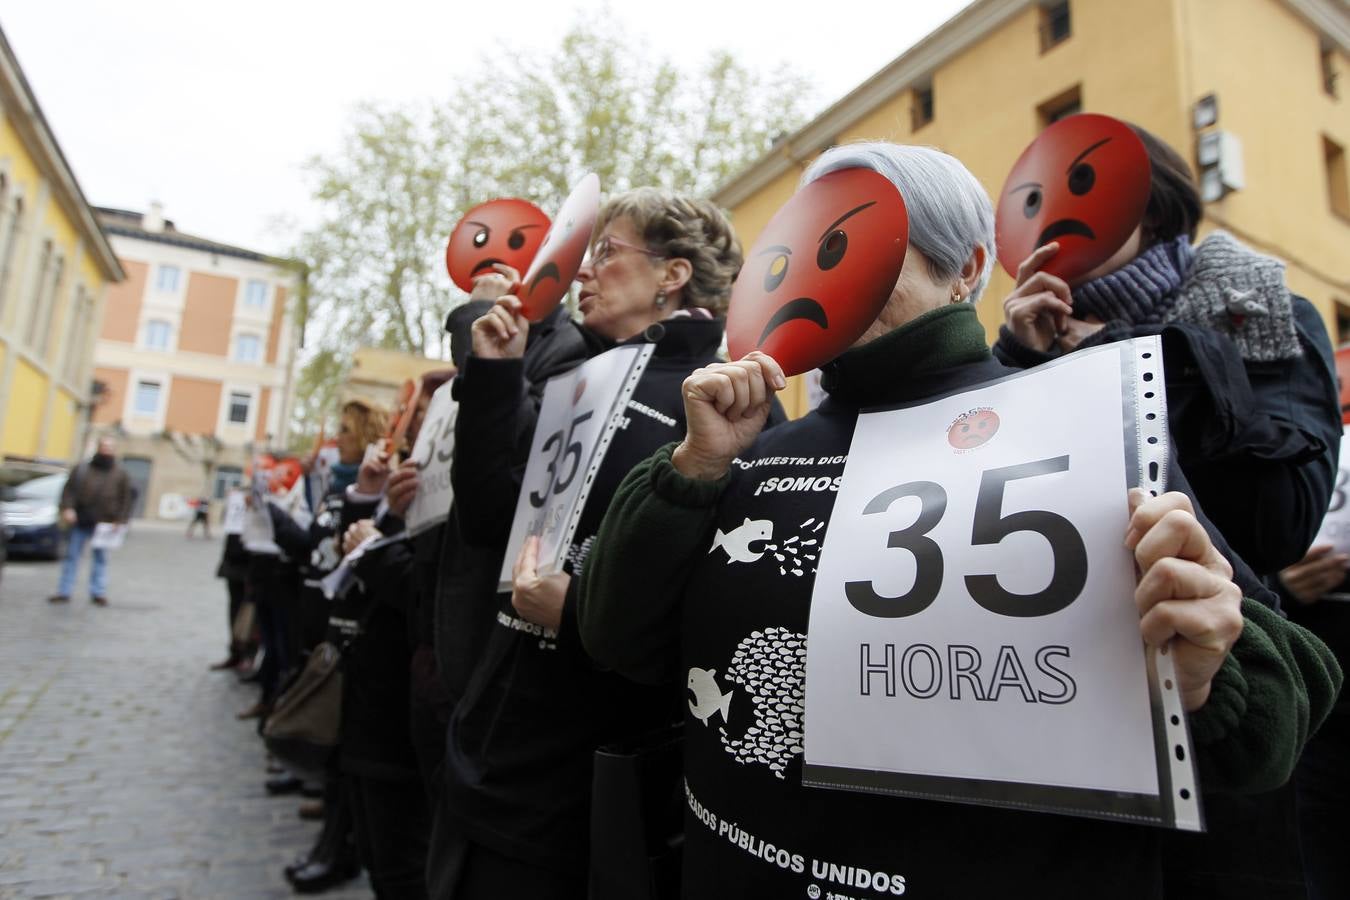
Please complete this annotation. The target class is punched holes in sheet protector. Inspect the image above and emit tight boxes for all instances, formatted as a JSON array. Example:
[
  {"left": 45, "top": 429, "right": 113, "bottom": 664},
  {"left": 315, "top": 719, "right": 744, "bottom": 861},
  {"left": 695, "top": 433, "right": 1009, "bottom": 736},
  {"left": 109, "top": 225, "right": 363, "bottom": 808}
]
[{"left": 1133, "top": 337, "right": 1196, "bottom": 828}]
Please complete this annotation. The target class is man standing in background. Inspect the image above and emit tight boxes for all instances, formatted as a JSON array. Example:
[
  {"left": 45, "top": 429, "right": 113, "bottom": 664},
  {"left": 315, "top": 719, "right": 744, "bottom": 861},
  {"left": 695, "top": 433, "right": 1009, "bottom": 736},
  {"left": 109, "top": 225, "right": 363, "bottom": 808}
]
[{"left": 49, "top": 436, "right": 132, "bottom": 606}]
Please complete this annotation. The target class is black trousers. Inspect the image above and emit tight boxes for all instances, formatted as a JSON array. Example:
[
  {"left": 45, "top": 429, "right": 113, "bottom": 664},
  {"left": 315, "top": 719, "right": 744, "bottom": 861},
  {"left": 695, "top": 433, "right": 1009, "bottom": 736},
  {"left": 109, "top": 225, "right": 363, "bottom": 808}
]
[
  {"left": 1297, "top": 711, "right": 1350, "bottom": 900},
  {"left": 428, "top": 815, "right": 585, "bottom": 900},
  {"left": 347, "top": 773, "right": 431, "bottom": 900},
  {"left": 225, "top": 578, "right": 245, "bottom": 655},
  {"left": 253, "top": 596, "right": 290, "bottom": 704}
]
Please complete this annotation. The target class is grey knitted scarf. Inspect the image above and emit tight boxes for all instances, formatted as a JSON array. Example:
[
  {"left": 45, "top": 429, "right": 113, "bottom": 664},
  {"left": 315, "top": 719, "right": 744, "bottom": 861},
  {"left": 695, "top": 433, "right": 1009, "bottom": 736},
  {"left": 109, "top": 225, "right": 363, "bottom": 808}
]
[{"left": 1072, "top": 231, "right": 1301, "bottom": 362}]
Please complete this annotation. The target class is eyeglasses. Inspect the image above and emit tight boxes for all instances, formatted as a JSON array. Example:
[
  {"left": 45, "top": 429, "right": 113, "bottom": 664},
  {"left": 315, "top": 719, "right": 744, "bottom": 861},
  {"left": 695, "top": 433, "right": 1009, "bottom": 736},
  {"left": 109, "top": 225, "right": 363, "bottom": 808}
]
[{"left": 589, "top": 235, "right": 665, "bottom": 268}]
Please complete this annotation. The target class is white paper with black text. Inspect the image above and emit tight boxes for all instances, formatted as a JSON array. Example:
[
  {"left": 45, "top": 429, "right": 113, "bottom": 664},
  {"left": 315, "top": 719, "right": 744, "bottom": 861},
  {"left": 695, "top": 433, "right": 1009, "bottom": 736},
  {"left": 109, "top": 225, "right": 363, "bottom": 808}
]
[
  {"left": 497, "top": 344, "right": 654, "bottom": 590},
  {"left": 223, "top": 490, "right": 247, "bottom": 535},
  {"left": 90, "top": 522, "right": 128, "bottom": 550},
  {"left": 1312, "top": 425, "right": 1350, "bottom": 556},
  {"left": 803, "top": 336, "right": 1201, "bottom": 831},
  {"left": 405, "top": 379, "right": 459, "bottom": 536},
  {"left": 242, "top": 470, "right": 280, "bottom": 555}
]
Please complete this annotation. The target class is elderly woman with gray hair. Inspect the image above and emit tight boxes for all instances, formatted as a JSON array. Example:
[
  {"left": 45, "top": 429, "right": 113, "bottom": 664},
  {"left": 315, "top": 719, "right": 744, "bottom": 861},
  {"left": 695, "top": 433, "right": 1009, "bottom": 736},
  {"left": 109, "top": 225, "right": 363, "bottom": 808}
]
[{"left": 577, "top": 142, "right": 1339, "bottom": 898}]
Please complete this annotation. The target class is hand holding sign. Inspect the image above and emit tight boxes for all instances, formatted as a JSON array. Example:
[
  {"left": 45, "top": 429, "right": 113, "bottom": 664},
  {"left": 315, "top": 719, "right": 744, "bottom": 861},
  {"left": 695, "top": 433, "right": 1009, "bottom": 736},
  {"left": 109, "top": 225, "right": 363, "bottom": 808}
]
[
  {"left": 343, "top": 518, "right": 379, "bottom": 556},
  {"left": 511, "top": 534, "right": 570, "bottom": 630},
  {"left": 673, "top": 352, "right": 787, "bottom": 482},
  {"left": 357, "top": 442, "right": 392, "bottom": 495},
  {"left": 1126, "top": 489, "right": 1244, "bottom": 712},
  {"left": 385, "top": 461, "right": 421, "bottom": 518},
  {"left": 1280, "top": 545, "right": 1350, "bottom": 603}
]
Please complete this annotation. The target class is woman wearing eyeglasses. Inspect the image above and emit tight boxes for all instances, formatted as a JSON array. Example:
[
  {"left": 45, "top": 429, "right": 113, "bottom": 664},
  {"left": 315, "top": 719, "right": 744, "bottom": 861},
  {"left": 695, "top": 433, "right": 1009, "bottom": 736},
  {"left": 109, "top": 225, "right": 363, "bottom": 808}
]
[{"left": 438, "top": 188, "right": 777, "bottom": 899}]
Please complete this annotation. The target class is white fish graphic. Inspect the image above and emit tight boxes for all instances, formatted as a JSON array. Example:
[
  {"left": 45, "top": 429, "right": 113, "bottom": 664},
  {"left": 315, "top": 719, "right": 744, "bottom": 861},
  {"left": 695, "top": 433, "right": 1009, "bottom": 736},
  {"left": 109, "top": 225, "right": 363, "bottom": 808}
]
[
  {"left": 687, "top": 667, "right": 733, "bottom": 726},
  {"left": 709, "top": 518, "right": 773, "bottom": 563}
]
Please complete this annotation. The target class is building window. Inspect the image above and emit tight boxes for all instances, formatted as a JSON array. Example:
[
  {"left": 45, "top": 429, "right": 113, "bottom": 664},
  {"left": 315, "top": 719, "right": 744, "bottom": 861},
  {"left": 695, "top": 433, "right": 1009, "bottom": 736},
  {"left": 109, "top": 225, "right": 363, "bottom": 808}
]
[
  {"left": 1323, "top": 44, "right": 1339, "bottom": 98},
  {"left": 911, "top": 82, "right": 934, "bottom": 130},
  {"left": 133, "top": 380, "right": 162, "bottom": 416},
  {"left": 1326, "top": 136, "right": 1350, "bottom": 221},
  {"left": 63, "top": 286, "right": 92, "bottom": 382},
  {"left": 235, "top": 334, "right": 262, "bottom": 363},
  {"left": 1040, "top": 1, "right": 1072, "bottom": 53},
  {"left": 0, "top": 196, "right": 22, "bottom": 310},
  {"left": 227, "top": 391, "right": 251, "bottom": 424},
  {"left": 244, "top": 279, "right": 268, "bottom": 308},
  {"left": 32, "top": 255, "right": 64, "bottom": 357},
  {"left": 155, "top": 265, "right": 181, "bottom": 292},
  {"left": 214, "top": 465, "right": 244, "bottom": 499},
  {"left": 1037, "top": 85, "right": 1083, "bottom": 128},
  {"left": 25, "top": 240, "right": 51, "bottom": 344},
  {"left": 144, "top": 319, "right": 172, "bottom": 350}
]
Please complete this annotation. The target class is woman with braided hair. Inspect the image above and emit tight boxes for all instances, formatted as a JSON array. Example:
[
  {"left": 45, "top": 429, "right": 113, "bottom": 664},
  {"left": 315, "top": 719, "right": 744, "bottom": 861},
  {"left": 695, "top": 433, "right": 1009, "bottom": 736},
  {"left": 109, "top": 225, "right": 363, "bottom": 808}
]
[{"left": 438, "top": 187, "right": 782, "bottom": 898}]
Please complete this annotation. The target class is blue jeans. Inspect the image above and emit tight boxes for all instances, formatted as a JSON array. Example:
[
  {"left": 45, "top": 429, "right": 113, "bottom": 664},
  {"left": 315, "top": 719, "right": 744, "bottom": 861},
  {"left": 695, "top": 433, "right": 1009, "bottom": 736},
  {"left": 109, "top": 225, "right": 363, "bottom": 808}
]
[{"left": 57, "top": 525, "right": 108, "bottom": 598}]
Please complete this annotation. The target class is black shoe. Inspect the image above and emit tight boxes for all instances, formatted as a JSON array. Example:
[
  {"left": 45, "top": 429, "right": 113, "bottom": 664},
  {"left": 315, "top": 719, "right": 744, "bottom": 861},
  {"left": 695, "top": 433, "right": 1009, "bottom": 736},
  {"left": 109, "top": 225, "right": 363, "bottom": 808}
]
[
  {"left": 283, "top": 850, "right": 313, "bottom": 881},
  {"left": 289, "top": 855, "right": 361, "bottom": 894},
  {"left": 266, "top": 773, "right": 304, "bottom": 796},
  {"left": 299, "top": 783, "right": 324, "bottom": 799}
]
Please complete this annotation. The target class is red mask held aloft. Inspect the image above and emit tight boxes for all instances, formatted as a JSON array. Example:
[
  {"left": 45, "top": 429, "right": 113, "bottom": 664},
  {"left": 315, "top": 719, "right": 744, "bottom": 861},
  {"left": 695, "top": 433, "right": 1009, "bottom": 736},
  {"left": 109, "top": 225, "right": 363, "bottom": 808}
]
[
  {"left": 1335, "top": 346, "right": 1350, "bottom": 425},
  {"left": 518, "top": 173, "right": 601, "bottom": 322},
  {"left": 726, "top": 168, "right": 909, "bottom": 376},
  {"left": 445, "top": 199, "right": 551, "bottom": 293},
  {"left": 996, "top": 113, "right": 1151, "bottom": 284}
]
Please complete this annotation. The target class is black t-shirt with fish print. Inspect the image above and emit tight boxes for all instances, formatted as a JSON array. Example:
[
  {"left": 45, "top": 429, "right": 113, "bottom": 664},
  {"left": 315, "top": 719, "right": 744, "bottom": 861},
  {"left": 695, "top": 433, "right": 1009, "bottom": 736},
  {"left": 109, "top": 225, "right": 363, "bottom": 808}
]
[{"left": 677, "top": 393, "right": 1166, "bottom": 900}]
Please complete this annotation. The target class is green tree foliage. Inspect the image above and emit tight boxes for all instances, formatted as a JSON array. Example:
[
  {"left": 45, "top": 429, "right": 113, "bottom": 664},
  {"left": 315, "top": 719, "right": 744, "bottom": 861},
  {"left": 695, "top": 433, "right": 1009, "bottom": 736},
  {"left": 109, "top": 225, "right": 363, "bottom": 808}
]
[{"left": 289, "top": 18, "right": 813, "bottom": 441}]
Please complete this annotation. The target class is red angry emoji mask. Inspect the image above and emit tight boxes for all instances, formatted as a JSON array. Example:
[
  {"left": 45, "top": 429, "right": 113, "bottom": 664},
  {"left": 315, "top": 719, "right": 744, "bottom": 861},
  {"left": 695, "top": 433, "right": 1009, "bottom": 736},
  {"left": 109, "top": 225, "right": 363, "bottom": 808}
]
[
  {"left": 519, "top": 173, "right": 601, "bottom": 322},
  {"left": 1335, "top": 346, "right": 1350, "bottom": 425},
  {"left": 726, "top": 168, "right": 909, "bottom": 376},
  {"left": 995, "top": 113, "right": 1151, "bottom": 284},
  {"left": 445, "top": 198, "right": 551, "bottom": 293}
]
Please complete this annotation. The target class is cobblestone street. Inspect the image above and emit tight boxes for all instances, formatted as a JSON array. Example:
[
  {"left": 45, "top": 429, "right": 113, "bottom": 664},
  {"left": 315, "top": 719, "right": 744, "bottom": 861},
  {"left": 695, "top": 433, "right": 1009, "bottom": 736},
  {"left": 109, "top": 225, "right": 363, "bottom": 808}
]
[{"left": 0, "top": 525, "right": 370, "bottom": 899}]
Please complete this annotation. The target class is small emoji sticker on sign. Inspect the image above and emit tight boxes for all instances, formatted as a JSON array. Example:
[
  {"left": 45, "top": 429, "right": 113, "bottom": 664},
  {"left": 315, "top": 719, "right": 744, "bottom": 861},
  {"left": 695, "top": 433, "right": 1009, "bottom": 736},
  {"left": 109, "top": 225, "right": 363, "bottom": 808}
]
[
  {"left": 445, "top": 198, "right": 551, "bottom": 293},
  {"left": 947, "top": 408, "right": 1001, "bottom": 451},
  {"left": 995, "top": 113, "right": 1151, "bottom": 284},
  {"left": 726, "top": 168, "right": 909, "bottom": 376}
]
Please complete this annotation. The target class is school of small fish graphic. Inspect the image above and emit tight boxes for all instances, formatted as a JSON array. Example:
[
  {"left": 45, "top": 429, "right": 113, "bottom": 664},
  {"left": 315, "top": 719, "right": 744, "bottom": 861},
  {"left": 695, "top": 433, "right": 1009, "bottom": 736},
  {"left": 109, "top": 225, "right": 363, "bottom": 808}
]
[
  {"left": 760, "top": 517, "right": 826, "bottom": 578},
  {"left": 718, "top": 626, "right": 807, "bottom": 779}
]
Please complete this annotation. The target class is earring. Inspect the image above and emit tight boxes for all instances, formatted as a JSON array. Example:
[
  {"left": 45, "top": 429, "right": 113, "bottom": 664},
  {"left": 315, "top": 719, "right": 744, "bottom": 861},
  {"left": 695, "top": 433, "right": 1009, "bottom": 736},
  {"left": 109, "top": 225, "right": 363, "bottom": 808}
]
[
  {"left": 950, "top": 287, "right": 964, "bottom": 304},
  {"left": 655, "top": 291, "right": 667, "bottom": 309}
]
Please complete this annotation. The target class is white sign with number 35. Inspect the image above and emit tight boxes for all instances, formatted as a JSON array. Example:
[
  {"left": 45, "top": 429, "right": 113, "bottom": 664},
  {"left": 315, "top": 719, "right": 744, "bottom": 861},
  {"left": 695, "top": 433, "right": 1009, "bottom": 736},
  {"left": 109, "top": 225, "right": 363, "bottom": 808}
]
[
  {"left": 498, "top": 344, "right": 654, "bottom": 589},
  {"left": 405, "top": 379, "right": 459, "bottom": 536},
  {"left": 804, "top": 337, "right": 1201, "bottom": 831}
]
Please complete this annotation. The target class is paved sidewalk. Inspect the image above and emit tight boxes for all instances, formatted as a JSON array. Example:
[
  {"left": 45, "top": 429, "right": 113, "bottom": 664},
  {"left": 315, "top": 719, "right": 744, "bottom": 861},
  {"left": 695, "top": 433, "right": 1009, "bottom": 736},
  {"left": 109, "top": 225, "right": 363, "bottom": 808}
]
[{"left": 0, "top": 527, "right": 370, "bottom": 899}]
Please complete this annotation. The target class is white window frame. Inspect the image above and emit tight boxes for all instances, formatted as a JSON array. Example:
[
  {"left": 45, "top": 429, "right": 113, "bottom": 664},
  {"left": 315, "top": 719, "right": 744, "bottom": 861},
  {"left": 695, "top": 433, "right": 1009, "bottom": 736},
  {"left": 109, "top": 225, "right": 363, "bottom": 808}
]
[
  {"left": 243, "top": 279, "right": 269, "bottom": 309},
  {"left": 123, "top": 368, "right": 170, "bottom": 433},
  {"left": 234, "top": 332, "right": 263, "bottom": 363},
  {"left": 132, "top": 379, "right": 163, "bottom": 416},
  {"left": 155, "top": 264, "right": 181, "bottom": 293},
  {"left": 217, "top": 382, "right": 259, "bottom": 436},
  {"left": 143, "top": 318, "right": 173, "bottom": 351},
  {"left": 226, "top": 390, "right": 252, "bottom": 425}
]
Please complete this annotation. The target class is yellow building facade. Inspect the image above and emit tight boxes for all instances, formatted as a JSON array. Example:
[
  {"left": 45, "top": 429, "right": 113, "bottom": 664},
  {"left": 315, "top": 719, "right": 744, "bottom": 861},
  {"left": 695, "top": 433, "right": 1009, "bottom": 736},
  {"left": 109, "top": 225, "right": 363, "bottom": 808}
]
[
  {"left": 0, "top": 26, "right": 123, "bottom": 462},
  {"left": 715, "top": 0, "right": 1349, "bottom": 416}
]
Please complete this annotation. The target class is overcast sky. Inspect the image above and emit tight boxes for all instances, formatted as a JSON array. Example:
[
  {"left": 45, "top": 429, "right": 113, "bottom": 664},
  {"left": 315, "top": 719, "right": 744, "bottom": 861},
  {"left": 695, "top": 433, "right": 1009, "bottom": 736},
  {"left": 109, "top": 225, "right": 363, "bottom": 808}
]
[{"left": 1, "top": 0, "right": 970, "bottom": 255}]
